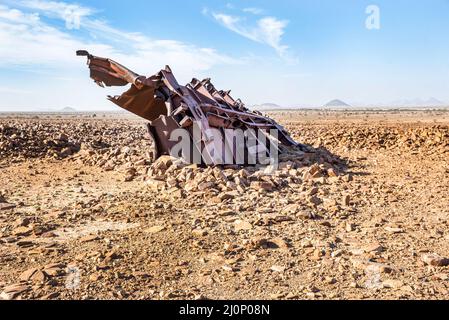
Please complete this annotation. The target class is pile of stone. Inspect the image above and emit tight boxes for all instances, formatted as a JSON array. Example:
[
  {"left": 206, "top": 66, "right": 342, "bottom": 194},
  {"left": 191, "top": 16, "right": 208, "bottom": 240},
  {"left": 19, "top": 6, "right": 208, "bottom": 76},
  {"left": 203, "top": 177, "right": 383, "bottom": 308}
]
[
  {"left": 0, "top": 120, "right": 150, "bottom": 166},
  {"left": 0, "top": 192, "right": 16, "bottom": 211},
  {"left": 288, "top": 124, "right": 448, "bottom": 154},
  {"left": 0, "top": 122, "right": 80, "bottom": 160},
  {"left": 1, "top": 119, "right": 350, "bottom": 185},
  {"left": 0, "top": 263, "right": 67, "bottom": 300},
  {"left": 144, "top": 146, "right": 345, "bottom": 198},
  {"left": 72, "top": 144, "right": 152, "bottom": 181}
]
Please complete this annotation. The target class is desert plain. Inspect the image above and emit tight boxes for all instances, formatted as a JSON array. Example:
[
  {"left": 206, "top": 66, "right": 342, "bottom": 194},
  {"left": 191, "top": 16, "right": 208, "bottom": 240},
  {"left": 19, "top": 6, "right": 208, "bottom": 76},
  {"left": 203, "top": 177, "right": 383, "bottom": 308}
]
[{"left": 0, "top": 109, "right": 448, "bottom": 300}]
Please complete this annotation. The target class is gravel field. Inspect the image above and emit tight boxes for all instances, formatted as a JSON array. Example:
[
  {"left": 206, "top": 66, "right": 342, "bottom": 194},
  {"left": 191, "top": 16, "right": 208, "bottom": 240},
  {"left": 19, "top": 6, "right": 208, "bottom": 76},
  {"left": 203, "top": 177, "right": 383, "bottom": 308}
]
[{"left": 0, "top": 110, "right": 448, "bottom": 300}]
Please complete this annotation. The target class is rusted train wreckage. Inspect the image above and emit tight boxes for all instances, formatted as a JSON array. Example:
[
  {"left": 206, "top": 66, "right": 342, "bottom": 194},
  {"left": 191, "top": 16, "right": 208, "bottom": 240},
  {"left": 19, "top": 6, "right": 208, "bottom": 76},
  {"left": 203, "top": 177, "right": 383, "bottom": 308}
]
[{"left": 77, "top": 50, "right": 302, "bottom": 166}]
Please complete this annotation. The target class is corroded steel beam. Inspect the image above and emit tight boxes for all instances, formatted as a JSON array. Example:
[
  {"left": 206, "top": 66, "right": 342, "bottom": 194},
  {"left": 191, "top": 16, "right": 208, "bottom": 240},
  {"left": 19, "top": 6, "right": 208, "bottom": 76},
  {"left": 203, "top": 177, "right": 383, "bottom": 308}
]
[{"left": 77, "top": 50, "right": 299, "bottom": 165}]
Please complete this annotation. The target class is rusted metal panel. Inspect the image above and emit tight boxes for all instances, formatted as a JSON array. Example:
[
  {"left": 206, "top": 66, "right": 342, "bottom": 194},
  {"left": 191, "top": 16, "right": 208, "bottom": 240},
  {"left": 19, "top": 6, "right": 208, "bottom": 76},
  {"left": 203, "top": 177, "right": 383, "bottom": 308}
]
[{"left": 77, "top": 50, "right": 299, "bottom": 165}]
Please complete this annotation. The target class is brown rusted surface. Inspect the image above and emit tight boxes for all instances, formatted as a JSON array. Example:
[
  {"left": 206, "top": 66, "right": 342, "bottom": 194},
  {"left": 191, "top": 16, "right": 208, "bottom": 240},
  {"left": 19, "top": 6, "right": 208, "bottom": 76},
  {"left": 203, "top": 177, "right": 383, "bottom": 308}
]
[{"left": 77, "top": 50, "right": 300, "bottom": 165}]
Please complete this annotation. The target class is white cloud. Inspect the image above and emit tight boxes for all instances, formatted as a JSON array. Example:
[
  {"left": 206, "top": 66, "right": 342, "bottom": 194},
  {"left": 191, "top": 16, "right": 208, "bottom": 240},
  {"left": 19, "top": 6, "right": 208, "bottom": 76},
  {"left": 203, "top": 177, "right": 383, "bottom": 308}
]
[
  {"left": 0, "top": 1, "right": 241, "bottom": 111},
  {"left": 242, "top": 7, "right": 264, "bottom": 15},
  {"left": 18, "top": 0, "right": 93, "bottom": 16},
  {"left": 0, "top": 4, "right": 39, "bottom": 23},
  {"left": 212, "top": 12, "right": 292, "bottom": 61},
  {"left": 0, "top": 5, "right": 113, "bottom": 67},
  {"left": 0, "top": 2, "right": 237, "bottom": 75},
  {"left": 12, "top": 0, "right": 94, "bottom": 29},
  {"left": 201, "top": 7, "right": 209, "bottom": 16},
  {"left": 212, "top": 13, "right": 243, "bottom": 35},
  {"left": 0, "top": 86, "right": 33, "bottom": 94}
]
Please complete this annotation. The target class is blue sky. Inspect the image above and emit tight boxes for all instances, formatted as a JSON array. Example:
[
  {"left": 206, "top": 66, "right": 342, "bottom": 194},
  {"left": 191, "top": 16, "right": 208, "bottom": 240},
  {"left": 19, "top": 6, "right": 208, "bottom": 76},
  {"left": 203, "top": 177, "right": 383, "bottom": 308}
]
[{"left": 0, "top": 0, "right": 449, "bottom": 110}]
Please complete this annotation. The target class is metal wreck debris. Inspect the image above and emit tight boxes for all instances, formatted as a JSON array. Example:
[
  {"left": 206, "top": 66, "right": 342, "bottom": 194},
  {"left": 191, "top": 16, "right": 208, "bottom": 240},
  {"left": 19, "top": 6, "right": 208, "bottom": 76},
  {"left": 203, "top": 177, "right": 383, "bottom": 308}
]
[{"left": 77, "top": 50, "right": 301, "bottom": 165}]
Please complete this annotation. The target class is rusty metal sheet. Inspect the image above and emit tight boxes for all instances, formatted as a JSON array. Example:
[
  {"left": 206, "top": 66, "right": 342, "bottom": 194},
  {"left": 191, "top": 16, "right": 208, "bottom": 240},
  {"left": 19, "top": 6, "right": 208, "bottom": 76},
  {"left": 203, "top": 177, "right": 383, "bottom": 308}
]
[{"left": 77, "top": 50, "right": 300, "bottom": 166}]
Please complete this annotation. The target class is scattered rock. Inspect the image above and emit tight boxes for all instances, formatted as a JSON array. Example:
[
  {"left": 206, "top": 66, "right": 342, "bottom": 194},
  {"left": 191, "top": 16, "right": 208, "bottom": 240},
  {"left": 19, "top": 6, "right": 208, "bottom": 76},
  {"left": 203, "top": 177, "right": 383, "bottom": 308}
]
[
  {"left": 19, "top": 268, "right": 39, "bottom": 282},
  {"left": 79, "top": 234, "right": 100, "bottom": 243},
  {"left": 222, "top": 265, "right": 237, "bottom": 272},
  {"left": 346, "top": 223, "right": 356, "bottom": 232},
  {"left": 15, "top": 217, "right": 30, "bottom": 227},
  {"left": 12, "top": 226, "right": 33, "bottom": 236},
  {"left": 0, "top": 202, "right": 16, "bottom": 211},
  {"left": 270, "top": 265, "right": 286, "bottom": 273},
  {"left": 385, "top": 226, "right": 404, "bottom": 234},
  {"left": 351, "top": 258, "right": 393, "bottom": 274},
  {"left": 234, "top": 220, "right": 253, "bottom": 232},
  {"left": 342, "top": 195, "right": 351, "bottom": 206},
  {"left": 192, "top": 229, "right": 208, "bottom": 237},
  {"left": 421, "top": 253, "right": 449, "bottom": 267},
  {"left": 1, "top": 113, "right": 448, "bottom": 301},
  {"left": 40, "top": 292, "right": 60, "bottom": 300},
  {"left": 362, "top": 243, "right": 384, "bottom": 254},
  {"left": 145, "top": 226, "right": 166, "bottom": 234},
  {"left": 0, "top": 284, "right": 30, "bottom": 300},
  {"left": 43, "top": 263, "right": 66, "bottom": 277},
  {"left": 382, "top": 279, "right": 403, "bottom": 289}
]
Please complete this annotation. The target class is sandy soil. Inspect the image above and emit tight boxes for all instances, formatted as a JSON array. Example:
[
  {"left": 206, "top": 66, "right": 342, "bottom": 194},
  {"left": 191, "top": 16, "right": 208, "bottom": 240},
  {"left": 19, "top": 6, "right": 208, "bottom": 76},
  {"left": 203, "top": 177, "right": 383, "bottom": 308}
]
[{"left": 0, "top": 110, "right": 448, "bottom": 300}]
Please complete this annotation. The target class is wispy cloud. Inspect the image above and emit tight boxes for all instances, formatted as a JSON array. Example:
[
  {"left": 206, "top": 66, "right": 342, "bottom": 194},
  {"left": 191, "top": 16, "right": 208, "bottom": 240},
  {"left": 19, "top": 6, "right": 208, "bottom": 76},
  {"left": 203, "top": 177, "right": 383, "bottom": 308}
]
[
  {"left": 0, "top": 4, "right": 110, "bottom": 67},
  {"left": 0, "top": 1, "right": 238, "bottom": 77},
  {"left": 18, "top": 0, "right": 94, "bottom": 29},
  {"left": 211, "top": 12, "right": 294, "bottom": 62},
  {"left": 242, "top": 7, "right": 264, "bottom": 15},
  {"left": 0, "top": 1, "right": 243, "bottom": 110},
  {"left": 0, "top": 86, "right": 33, "bottom": 94},
  {"left": 19, "top": 0, "right": 94, "bottom": 19}
]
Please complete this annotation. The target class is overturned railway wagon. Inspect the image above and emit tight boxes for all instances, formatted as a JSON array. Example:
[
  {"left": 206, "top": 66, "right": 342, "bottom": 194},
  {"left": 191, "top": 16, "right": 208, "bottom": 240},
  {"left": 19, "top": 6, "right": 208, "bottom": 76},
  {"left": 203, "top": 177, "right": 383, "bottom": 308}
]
[{"left": 77, "top": 50, "right": 300, "bottom": 166}]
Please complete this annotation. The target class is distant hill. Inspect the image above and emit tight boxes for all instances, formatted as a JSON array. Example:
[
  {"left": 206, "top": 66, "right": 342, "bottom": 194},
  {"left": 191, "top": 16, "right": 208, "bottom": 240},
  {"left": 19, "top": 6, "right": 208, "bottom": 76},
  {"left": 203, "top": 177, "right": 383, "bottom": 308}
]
[
  {"left": 323, "top": 99, "right": 351, "bottom": 108},
  {"left": 59, "top": 107, "right": 78, "bottom": 112},
  {"left": 389, "top": 97, "right": 447, "bottom": 107},
  {"left": 425, "top": 97, "right": 445, "bottom": 106},
  {"left": 252, "top": 103, "right": 283, "bottom": 110}
]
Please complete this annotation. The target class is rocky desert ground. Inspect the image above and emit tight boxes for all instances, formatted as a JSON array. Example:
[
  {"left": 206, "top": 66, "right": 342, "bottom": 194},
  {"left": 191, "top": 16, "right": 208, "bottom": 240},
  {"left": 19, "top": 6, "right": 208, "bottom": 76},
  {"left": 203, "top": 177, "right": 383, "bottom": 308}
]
[{"left": 0, "top": 109, "right": 448, "bottom": 300}]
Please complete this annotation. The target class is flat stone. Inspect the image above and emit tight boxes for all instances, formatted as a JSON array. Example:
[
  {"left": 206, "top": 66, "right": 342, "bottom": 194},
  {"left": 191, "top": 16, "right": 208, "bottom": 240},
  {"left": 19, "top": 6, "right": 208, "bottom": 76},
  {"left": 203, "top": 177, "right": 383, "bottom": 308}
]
[
  {"left": 0, "top": 284, "right": 30, "bottom": 300},
  {"left": 346, "top": 223, "right": 356, "bottom": 232},
  {"left": 282, "top": 292, "right": 297, "bottom": 300},
  {"left": 351, "top": 258, "right": 393, "bottom": 274},
  {"left": 145, "top": 179, "right": 166, "bottom": 191},
  {"left": 30, "top": 270, "right": 47, "bottom": 283},
  {"left": 146, "top": 226, "right": 166, "bottom": 234},
  {"left": 0, "top": 203, "right": 16, "bottom": 211},
  {"left": 218, "top": 192, "right": 235, "bottom": 201},
  {"left": 342, "top": 195, "right": 351, "bottom": 206},
  {"left": 234, "top": 220, "right": 253, "bottom": 232},
  {"left": 104, "top": 250, "right": 120, "bottom": 261},
  {"left": 79, "top": 234, "right": 100, "bottom": 243},
  {"left": 43, "top": 263, "right": 66, "bottom": 277},
  {"left": 15, "top": 217, "right": 30, "bottom": 227},
  {"left": 270, "top": 237, "right": 290, "bottom": 249},
  {"left": 12, "top": 226, "right": 33, "bottom": 236},
  {"left": 250, "top": 181, "right": 274, "bottom": 192},
  {"left": 40, "top": 292, "right": 60, "bottom": 300},
  {"left": 198, "top": 181, "right": 215, "bottom": 191},
  {"left": 16, "top": 240, "right": 35, "bottom": 248},
  {"left": 89, "top": 273, "right": 103, "bottom": 281},
  {"left": 192, "top": 229, "right": 208, "bottom": 237},
  {"left": 270, "top": 265, "right": 286, "bottom": 273},
  {"left": 421, "top": 253, "right": 449, "bottom": 267},
  {"left": 308, "top": 195, "right": 322, "bottom": 206},
  {"left": 222, "top": 265, "right": 236, "bottom": 272},
  {"left": 19, "top": 268, "right": 39, "bottom": 282},
  {"left": 382, "top": 279, "right": 403, "bottom": 289},
  {"left": 362, "top": 243, "right": 384, "bottom": 253},
  {"left": 270, "top": 292, "right": 286, "bottom": 299},
  {"left": 385, "top": 227, "right": 404, "bottom": 234}
]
